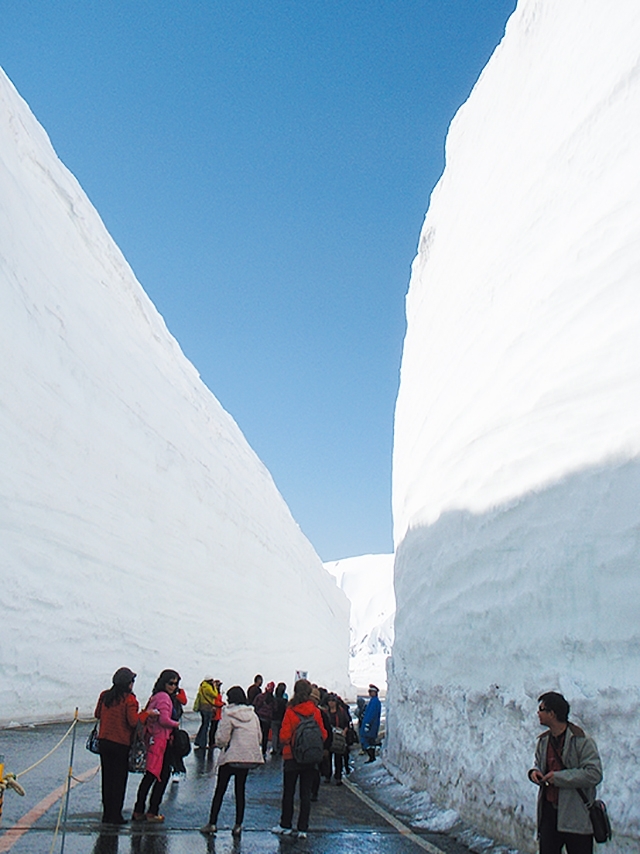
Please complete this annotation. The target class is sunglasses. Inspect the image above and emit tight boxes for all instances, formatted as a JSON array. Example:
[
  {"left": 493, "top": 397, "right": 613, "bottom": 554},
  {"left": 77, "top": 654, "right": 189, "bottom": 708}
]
[{"left": 167, "top": 680, "right": 179, "bottom": 687}]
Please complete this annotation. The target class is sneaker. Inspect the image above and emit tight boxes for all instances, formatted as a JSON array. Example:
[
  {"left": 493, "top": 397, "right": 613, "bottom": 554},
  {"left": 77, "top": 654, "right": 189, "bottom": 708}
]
[
  {"left": 146, "top": 813, "right": 164, "bottom": 822},
  {"left": 131, "top": 812, "right": 145, "bottom": 822},
  {"left": 297, "top": 830, "right": 308, "bottom": 838},
  {"left": 336, "top": 780, "right": 343, "bottom": 786},
  {"left": 232, "top": 824, "right": 242, "bottom": 837},
  {"left": 200, "top": 824, "right": 216, "bottom": 834},
  {"left": 271, "top": 826, "right": 294, "bottom": 835}
]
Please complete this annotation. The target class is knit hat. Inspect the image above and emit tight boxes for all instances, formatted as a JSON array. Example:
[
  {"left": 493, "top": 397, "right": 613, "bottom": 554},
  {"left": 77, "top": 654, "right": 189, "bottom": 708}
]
[
  {"left": 266, "top": 681, "right": 275, "bottom": 692},
  {"left": 112, "top": 667, "right": 136, "bottom": 687},
  {"left": 203, "top": 675, "right": 214, "bottom": 682}
]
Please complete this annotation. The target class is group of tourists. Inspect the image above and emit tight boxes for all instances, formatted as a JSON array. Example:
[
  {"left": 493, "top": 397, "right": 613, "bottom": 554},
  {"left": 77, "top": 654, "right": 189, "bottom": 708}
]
[
  {"left": 94, "top": 667, "right": 381, "bottom": 838},
  {"left": 94, "top": 667, "right": 186, "bottom": 825},
  {"left": 94, "top": 670, "right": 603, "bottom": 851}
]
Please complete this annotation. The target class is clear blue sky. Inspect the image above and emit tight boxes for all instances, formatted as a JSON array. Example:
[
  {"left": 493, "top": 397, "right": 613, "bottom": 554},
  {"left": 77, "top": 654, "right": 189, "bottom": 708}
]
[{"left": 1, "top": 1, "right": 516, "bottom": 561}]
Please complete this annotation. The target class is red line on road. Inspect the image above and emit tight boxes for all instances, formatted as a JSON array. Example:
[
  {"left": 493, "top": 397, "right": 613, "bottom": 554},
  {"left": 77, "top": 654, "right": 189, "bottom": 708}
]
[{"left": 0, "top": 765, "right": 99, "bottom": 853}]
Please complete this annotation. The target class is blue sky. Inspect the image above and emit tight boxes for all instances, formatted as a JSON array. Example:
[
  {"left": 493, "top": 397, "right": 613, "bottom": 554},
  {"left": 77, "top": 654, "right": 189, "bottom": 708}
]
[{"left": 1, "top": 1, "right": 516, "bottom": 561}]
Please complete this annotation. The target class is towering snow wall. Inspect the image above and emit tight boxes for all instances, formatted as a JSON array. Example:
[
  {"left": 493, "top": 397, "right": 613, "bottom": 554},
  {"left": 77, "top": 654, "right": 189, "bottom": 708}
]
[
  {"left": 388, "top": 1, "right": 640, "bottom": 851},
  {"left": 0, "top": 67, "right": 349, "bottom": 723}
]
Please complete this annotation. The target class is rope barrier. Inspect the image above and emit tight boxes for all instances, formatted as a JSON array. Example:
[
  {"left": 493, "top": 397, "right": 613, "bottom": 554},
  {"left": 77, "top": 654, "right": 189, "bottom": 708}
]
[
  {"left": 14, "top": 718, "right": 78, "bottom": 779},
  {"left": 0, "top": 712, "right": 92, "bottom": 829},
  {"left": 48, "top": 783, "right": 67, "bottom": 854},
  {"left": 0, "top": 778, "right": 25, "bottom": 798},
  {"left": 0, "top": 710, "right": 100, "bottom": 853}
]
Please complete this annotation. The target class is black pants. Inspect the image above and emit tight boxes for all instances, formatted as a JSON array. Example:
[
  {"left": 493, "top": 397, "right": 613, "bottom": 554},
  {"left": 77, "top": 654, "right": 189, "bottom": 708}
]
[
  {"left": 539, "top": 800, "right": 593, "bottom": 854},
  {"left": 134, "top": 752, "right": 171, "bottom": 816},
  {"left": 280, "top": 759, "right": 315, "bottom": 832},
  {"left": 310, "top": 765, "right": 321, "bottom": 798},
  {"left": 99, "top": 739, "right": 130, "bottom": 823},
  {"left": 208, "top": 764, "right": 249, "bottom": 825},
  {"left": 329, "top": 750, "right": 346, "bottom": 780},
  {"left": 209, "top": 718, "right": 219, "bottom": 749},
  {"left": 320, "top": 752, "right": 331, "bottom": 781},
  {"left": 259, "top": 720, "right": 271, "bottom": 755}
]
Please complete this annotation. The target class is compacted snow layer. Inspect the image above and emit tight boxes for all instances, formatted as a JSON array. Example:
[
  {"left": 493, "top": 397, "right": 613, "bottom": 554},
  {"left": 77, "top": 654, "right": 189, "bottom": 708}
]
[
  {"left": 0, "top": 67, "right": 349, "bottom": 722},
  {"left": 389, "top": 1, "right": 640, "bottom": 851},
  {"left": 324, "top": 554, "right": 395, "bottom": 690}
]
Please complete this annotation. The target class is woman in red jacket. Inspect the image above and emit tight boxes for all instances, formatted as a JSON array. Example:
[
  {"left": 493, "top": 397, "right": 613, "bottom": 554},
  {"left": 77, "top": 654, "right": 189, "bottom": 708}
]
[
  {"left": 94, "top": 667, "right": 156, "bottom": 825},
  {"left": 271, "top": 679, "right": 327, "bottom": 838}
]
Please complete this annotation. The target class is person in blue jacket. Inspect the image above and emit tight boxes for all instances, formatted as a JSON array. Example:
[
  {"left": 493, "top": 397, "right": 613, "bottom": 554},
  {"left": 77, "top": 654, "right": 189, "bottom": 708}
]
[{"left": 360, "top": 684, "right": 381, "bottom": 762}]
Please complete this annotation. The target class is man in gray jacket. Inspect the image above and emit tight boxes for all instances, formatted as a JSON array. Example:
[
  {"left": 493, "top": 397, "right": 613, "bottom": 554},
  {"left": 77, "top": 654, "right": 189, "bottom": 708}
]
[{"left": 528, "top": 691, "right": 603, "bottom": 854}]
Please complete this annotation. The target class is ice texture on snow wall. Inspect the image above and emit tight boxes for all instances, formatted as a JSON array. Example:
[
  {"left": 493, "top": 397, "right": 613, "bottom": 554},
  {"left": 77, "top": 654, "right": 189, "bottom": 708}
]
[
  {"left": 388, "top": 1, "right": 640, "bottom": 851},
  {"left": 0, "top": 67, "right": 349, "bottom": 722}
]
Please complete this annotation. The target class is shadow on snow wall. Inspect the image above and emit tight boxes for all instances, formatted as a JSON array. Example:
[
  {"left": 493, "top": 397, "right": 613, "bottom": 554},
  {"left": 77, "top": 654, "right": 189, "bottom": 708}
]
[{"left": 386, "top": 456, "right": 640, "bottom": 853}]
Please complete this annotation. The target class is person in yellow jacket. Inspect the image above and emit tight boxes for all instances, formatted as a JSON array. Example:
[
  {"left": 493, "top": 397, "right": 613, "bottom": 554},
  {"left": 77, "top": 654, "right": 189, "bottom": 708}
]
[
  {"left": 210, "top": 680, "right": 225, "bottom": 748},
  {"left": 194, "top": 677, "right": 218, "bottom": 750}
]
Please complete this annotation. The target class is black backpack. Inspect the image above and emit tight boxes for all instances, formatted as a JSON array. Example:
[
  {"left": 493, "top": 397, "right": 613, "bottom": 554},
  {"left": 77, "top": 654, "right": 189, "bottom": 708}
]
[
  {"left": 292, "top": 712, "right": 324, "bottom": 765},
  {"left": 172, "top": 728, "right": 191, "bottom": 758}
]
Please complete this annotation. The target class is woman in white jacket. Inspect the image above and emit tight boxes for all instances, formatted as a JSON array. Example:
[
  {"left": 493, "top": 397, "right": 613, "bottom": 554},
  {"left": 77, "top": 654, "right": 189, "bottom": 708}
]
[{"left": 200, "top": 686, "right": 264, "bottom": 836}]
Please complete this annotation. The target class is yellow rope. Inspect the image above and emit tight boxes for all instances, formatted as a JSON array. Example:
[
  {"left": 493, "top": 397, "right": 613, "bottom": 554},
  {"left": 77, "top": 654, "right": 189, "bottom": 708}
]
[
  {"left": 15, "top": 719, "right": 77, "bottom": 779},
  {"left": 0, "top": 776, "right": 26, "bottom": 797},
  {"left": 70, "top": 766, "right": 99, "bottom": 785},
  {"left": 48, "top": 781, "right": 66, "bottom": 854}
]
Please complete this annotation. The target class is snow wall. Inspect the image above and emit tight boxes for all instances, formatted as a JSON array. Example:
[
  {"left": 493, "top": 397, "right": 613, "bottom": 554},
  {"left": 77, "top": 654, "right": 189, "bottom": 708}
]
[
  {"left": 324, "top": 554, "right": 395, "bottom": 691},
  {"left": 388, "top": 1, "right": 640, "bottom": 851},
  {"left": 0, "top": 67, "right": 350, "bottom": 723}
]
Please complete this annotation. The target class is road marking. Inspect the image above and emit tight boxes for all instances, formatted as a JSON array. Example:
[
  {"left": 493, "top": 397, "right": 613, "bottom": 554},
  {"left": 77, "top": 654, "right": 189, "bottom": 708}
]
[
  {"left": 0, "top": 766, "right": 99, "bottom": 853},
  {"left": 343, "top": 777, "right": 445, "bottom": 854}
]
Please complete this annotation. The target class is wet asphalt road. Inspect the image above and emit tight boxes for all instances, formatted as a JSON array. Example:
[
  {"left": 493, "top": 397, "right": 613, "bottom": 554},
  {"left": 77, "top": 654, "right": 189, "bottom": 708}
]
[{"left": 0, "top": 718, "right": 469, "bottom": 854}]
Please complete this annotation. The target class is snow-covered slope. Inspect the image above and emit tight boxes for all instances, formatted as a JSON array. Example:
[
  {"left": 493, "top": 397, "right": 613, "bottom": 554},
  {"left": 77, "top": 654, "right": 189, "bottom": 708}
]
[
  {"left": 388, "top": 1, "right": 640, "bottom": 851},
  {"left": 0, "top": 67, "right": 349, "bottom": 723},
  {"left": 324, "top": 554, "right": 394, "bottom": 691}
]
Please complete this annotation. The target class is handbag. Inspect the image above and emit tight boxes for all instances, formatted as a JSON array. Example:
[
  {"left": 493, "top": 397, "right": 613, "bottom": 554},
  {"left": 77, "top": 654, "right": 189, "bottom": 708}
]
[
  {"left": 330, "top": 727, "right": 347, "bottom": 754},
  {"left": 128, "top": 723, "right": 147, "bottom": 773},
  {"left": 577, "top": 791, "right": 612, "bottom": 844},
  {"left": 346, "top": 722, "right": 358, "bottom": 746},
  {"left": 85, "top": 723, "right": 100, "bottom": 754}
]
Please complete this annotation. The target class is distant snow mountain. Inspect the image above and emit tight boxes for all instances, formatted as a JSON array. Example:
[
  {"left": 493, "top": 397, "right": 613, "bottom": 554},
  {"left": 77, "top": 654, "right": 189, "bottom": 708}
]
[
  {"left": 324, "top": 554, "right": 394, "bottom": 691},
  {"left": 388, "top": 0, "right": 640, "bottom": 851},
  {"left": 0, "top": 66, "right": 349, "bottom": 723}
]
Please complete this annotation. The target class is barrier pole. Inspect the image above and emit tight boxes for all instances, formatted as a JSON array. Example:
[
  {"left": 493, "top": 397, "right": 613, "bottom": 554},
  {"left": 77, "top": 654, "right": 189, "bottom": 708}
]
[
  {"left": 0, "top": 752, "right": 5, "bottom": 825},
  {"left": 59, "top": 710, "right": 79, "bottom": 854}
]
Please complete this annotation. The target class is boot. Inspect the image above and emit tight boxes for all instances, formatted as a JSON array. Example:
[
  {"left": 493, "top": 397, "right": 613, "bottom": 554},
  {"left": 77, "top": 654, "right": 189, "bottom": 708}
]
[{"left": 366, "top": 747, "right": 376, "bottom": 763}]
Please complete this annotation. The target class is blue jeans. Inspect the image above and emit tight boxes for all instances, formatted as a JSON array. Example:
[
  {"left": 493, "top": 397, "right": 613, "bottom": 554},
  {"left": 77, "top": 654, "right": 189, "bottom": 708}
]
[{"left": 195, "top": 710, "right": 212, "bottom": 748}]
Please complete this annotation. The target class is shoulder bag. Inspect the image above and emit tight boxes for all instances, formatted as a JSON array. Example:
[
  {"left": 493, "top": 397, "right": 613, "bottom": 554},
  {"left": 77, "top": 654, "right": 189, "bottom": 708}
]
[{"left": 548, "top": 733, "right": 612, "bottom": 843}]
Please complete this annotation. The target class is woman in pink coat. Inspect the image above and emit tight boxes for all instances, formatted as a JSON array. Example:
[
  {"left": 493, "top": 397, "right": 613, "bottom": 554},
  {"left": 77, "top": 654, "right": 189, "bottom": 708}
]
[{"left": 132, "top": 669, "right": 181, "bottom": 822}]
